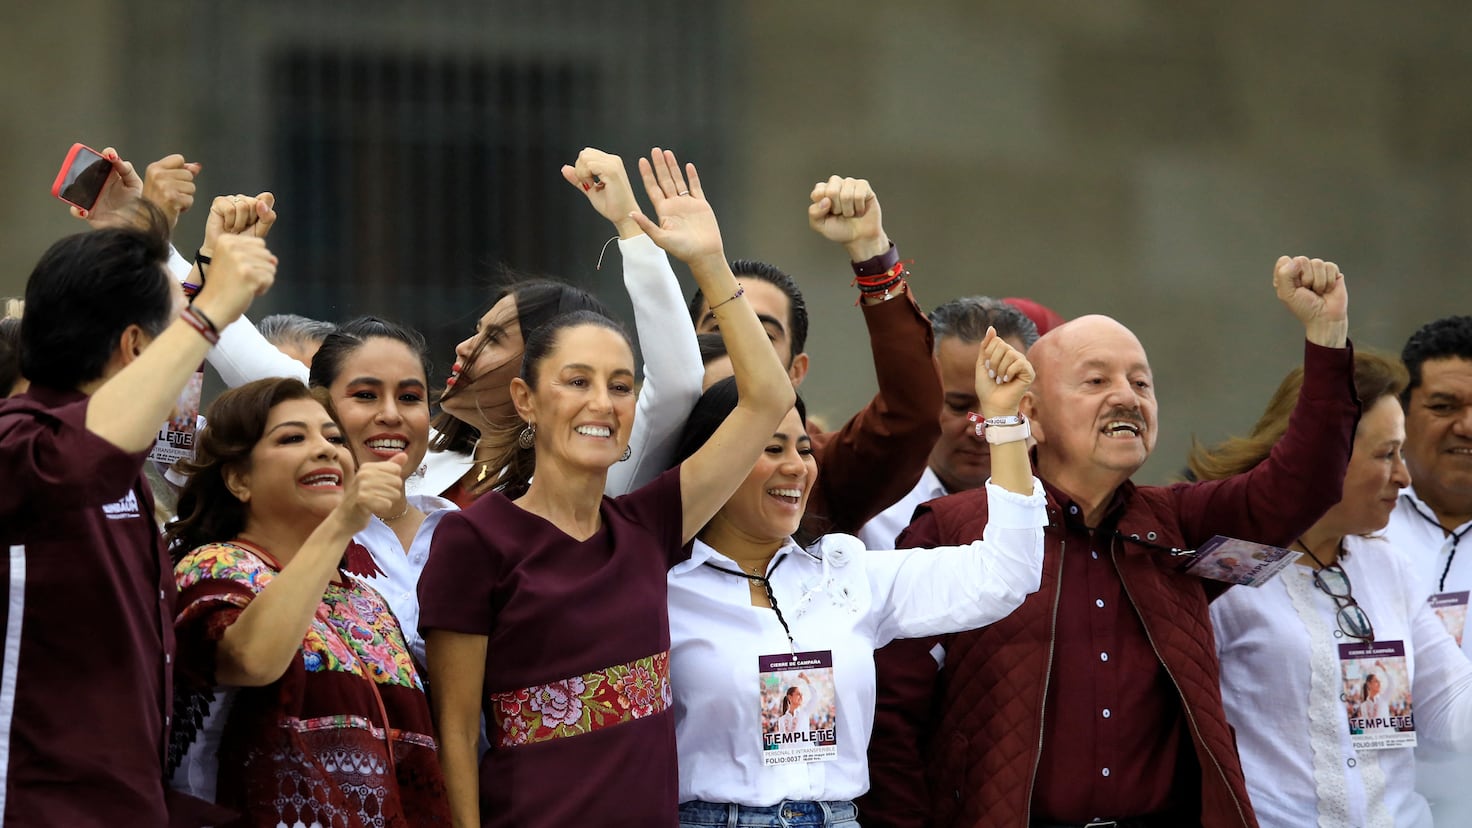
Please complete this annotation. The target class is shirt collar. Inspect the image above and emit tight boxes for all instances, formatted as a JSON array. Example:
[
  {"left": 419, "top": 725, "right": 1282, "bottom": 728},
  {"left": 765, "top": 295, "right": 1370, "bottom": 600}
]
[
  {"left": 16, "top": 384, "right": 88, "bottom": 407},
  {"left": 1041, "top": 475, "right": 1135, "bottom": 531},
  {"left": 1400, "top": 486, "right": 1472, "bottom": 536},
  {"left": 917, "top": 466, "right": 950, "bottom": 501},
  {"left": 674, "top": 536, "right": 802, "bottom": 578}
]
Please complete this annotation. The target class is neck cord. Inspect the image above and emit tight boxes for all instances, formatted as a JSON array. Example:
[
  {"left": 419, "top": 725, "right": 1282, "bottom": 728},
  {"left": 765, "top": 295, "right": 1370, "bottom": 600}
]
[
  {"left": 1291, "top": 538, "right": 1343, "bottom": 571},
  {"left": 703, "top": 554, "right": 795, "bottom": 649},
  {"left": 1406, "top": 499, "right": 1472, "bottom": 591}
]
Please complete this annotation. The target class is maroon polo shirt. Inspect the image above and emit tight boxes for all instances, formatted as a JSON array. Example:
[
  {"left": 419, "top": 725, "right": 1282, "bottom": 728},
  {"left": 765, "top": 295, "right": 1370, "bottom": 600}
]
[
  {"left": 0, "top": 386, "right": 175, "bottom": 827},
  {"left": 1030, "top": 481, "right": 1192, "bottom": 822}
]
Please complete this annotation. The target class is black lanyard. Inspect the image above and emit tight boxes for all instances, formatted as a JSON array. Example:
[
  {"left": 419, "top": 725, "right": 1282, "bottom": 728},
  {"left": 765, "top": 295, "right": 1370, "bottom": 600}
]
[
  {"left": 703, "top": 554, "right": 795, "bottom": 650},
  {"left": 1407, "top": 499, "right": 1472, "bottom": 592}
]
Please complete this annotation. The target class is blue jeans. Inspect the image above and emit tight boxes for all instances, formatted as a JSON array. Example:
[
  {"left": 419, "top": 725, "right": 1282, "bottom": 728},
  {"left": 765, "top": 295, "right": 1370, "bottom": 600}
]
[{"left": 678, "top": 799, "right": 860, "bottom": 827}]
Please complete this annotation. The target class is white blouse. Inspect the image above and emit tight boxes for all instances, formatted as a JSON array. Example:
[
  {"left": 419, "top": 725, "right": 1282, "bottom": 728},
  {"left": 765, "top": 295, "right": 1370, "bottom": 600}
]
[
  {"left": 1211, "top": 533, "right": 1472, "bottom": 828},
  {"left": 351, "top": 492, "right": 457, "bottom": 667},
  {"left": 1386, "top": 488, "right": 1472, "bottom": 825},
  {"left": 667, "top": 478, "right": 1046, "bottom": 806}
]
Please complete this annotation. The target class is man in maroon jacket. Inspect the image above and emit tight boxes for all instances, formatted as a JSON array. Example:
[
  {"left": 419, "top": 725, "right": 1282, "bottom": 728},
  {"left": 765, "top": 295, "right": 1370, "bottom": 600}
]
[
  {"left": 865, "top": 256, "right": 1360, "bottom": 828},
  {"left": 0, "top": 202, "right": 275, "bottom": 827}
]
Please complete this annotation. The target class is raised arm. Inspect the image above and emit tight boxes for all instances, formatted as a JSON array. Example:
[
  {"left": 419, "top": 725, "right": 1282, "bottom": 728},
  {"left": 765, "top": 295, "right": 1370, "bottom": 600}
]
[
  {"left": 869, "top": 329, "right": 1044, "bottom": 639},
  {"left": 188, "top": 193, "right": 310, "bottom": 386},
  {"left": 1178, "top": 255, "right": 1357, "bottom": 547},
  {"left": 804, "top": 176, "right": 942, "bottom": 533},
  {"left": 561, "top": 148, "right": 703, "bottom": 495},
  {"left": 86, "top": 234, "right": 276, "bottom": 451},
  {"left": 629, "top": 149, "right": 795, "bottom": 543},
  {"left": 214, "top": 455, "right": 406, "bottom": 686}
]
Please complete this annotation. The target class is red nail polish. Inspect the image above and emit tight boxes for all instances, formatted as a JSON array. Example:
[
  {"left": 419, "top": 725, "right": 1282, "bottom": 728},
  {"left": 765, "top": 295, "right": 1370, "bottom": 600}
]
[{"left": 582, "top": 183, "right": 591, "bottom": 191}]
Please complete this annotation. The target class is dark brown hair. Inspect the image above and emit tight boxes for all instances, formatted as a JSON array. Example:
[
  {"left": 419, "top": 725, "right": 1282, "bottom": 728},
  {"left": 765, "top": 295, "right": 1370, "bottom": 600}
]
[
  {"left": 166, "top": 378, "right": 341, "bottom": 558},
  {"left": 479, "top": 310, "right": 631, "bottom": 500},
  {"left": 431, "top": 277, "right": 612, "bottom": 456}
]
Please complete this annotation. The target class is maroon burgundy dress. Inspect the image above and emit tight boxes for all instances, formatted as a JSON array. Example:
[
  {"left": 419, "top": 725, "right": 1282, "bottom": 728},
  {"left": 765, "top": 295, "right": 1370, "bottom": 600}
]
[{"left": 418, "top": 467, "right": 686, "bottom": 828}]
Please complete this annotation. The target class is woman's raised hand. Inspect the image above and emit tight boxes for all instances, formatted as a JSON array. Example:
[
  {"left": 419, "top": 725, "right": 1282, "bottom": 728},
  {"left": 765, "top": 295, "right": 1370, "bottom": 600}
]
[
  {"left": 974, "top": 327, "right": 1035, "bottom": 418},
  {"left": 560, "top": 148, "right": 641, "bottom": 238},
  {"left": 630, "top": 148, "right": 725, "bottom": 270},
  {"left": 339, "top": 454, "right": 408, "bottom": 531}
]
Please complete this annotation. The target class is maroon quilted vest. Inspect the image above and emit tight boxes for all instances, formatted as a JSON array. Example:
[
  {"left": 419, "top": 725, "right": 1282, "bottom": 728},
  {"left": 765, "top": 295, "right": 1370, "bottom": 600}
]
[{"left": 919, "top": 486, "right": 1258, "bottom": 828}]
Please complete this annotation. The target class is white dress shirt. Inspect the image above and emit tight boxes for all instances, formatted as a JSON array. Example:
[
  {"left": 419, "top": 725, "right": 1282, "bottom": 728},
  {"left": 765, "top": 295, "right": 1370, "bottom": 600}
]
[
  {"left": 667, "top": 478, "right": 1046, "bottom": 806},
  {"left": 856, "top": 466, "right": 949, "bottom": 551},
  {"left": 1384, "top": 487, "right": 1472, "bottom": 826},
  {"left": 351, "top": 493, "right": 457, "bottom": 667},
  {"left": 1211, "top": 533, "right": 1472, "bottom": 828}
]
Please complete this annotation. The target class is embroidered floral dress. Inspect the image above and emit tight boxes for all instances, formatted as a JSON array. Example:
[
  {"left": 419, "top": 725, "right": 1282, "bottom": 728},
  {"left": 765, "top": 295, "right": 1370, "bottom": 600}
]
[
  {"left": 418, "top": 467, "right": 685, "bottom": 828},
  {"left": 171, "top": 541, "right": 450, "bottom": 827}
]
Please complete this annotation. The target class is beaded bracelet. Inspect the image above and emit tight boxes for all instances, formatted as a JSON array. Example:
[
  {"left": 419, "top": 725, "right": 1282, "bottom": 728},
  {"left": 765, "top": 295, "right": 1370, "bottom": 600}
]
[
  {"left": 852, "top": 260, "right": 909, "bottom": 303},
  {"left": 708, "top": 284, "right": 746, "bottom": 311}
]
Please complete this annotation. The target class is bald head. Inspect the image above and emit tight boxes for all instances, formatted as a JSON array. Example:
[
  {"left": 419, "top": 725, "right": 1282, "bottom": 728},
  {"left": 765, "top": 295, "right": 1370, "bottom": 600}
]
[
  {"left": 1028, "top": 315, "right": 1144, "bottom": 387},
  {"left": 1023, "top": 314, "right": 1158, "bottom": 507}
]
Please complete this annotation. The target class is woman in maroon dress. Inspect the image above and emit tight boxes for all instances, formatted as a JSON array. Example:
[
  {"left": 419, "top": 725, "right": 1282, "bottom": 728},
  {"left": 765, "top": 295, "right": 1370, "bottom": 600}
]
[
  {"left": 167, "top": 377, "right": 450, "bottom": 826},
  {"left": 418, "top": 149, "right": 796, "bottom": 828}
]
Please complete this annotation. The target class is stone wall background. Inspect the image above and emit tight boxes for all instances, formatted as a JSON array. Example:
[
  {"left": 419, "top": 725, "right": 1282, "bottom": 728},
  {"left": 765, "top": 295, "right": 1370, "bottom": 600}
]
[{"left": 4, "top": 1, "right": 1468, "bottom": 482}]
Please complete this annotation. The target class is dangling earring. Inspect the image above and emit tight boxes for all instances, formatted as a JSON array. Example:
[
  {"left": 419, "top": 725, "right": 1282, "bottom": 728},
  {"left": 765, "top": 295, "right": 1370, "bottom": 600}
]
[
  {"left": 620, "top": 445, "right": 632, "bottom": 462},
  {"left": 517, "top": 423, "right": 537, "bottom": 449}
]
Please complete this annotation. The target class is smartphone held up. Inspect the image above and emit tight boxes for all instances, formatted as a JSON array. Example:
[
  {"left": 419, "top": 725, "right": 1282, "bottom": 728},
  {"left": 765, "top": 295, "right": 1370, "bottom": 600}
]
[{"left": 50, "top": 143, "right": 113, "bottom": 213}]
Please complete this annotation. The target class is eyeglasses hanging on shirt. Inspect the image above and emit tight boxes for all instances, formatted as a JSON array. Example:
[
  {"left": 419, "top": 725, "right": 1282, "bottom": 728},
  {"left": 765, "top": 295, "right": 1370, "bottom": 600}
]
[{"left": 1293, "top": 540, "right": 1377, "bottom": 643}]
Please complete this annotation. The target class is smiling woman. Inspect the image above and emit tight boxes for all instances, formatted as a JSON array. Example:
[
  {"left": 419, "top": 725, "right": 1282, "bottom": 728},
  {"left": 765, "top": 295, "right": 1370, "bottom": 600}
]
[
  {"left": 417, "top": 148, "right": 797, "bottom": 828},
  {"left": 164, "top": 377, "right": 449, "bottom": 827},
  {"left": 307, "top": 316, "right": 452, "bottom": 666},
  {"left": 662, "top": 328, "right": 1046, "bottom": 827},
  {"left": 1199, "top": 351, "right": 1472, "bottom": 826}
]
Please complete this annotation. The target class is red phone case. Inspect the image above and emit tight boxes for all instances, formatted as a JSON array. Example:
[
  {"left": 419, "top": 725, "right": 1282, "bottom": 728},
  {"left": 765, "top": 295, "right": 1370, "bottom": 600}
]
[{"left": 50, "top": 142, "right": 112, "bottom": 212}]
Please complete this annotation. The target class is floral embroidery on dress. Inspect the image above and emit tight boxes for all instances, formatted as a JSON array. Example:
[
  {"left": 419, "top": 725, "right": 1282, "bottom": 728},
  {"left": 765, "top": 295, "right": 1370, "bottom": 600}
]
[
  {"left": 174, "top": 542, "right": 422, "bottom": 690},
  {"left": 490, "top": 651, "right": 673, "bottom": 747}
]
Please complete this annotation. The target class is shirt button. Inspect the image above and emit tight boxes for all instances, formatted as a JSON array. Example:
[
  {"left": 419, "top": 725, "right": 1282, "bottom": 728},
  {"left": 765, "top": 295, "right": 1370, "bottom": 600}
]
[
  {"left": 1095, "top": 598, "right": 1105, "bottom": 608},
  {"left": 158, "top": 589, "right": 166, "bottom": 601},
  {"left": 1100, "top": 652, "right": 1110, "bottom": 662},
  {"left": 1103, "top": 708, "right": 1112, "bottom": 718},
  {"left": 1070, "top": 505, "right": 1079, "bottom": 515},
  {"left": 1347, "top": 757, "right": 1357, "bottom": 768},
  {"left": 1101, "top": 767, "right": 1111, "bottom": 777},
  {"left": 165, "top": 653, "right": 172, "bottom": 664}
]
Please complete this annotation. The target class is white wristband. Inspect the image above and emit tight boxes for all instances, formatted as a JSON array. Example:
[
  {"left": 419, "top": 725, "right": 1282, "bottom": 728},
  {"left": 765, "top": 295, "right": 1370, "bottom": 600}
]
[{"left": 983, "top": 416, "right": 1031, "bottom": 445}]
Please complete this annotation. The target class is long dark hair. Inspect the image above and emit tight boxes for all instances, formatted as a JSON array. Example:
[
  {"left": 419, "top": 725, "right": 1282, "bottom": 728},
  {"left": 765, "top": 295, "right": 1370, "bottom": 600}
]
[
  {"left": 671, "top": 377, "right": 823, "bottom": 545},
  {"left": 308, "top": 316, "right": 432, "bottom": 390},
  {"left": 481, "top": 310, "right": 632, "bottom": 500},
  {"left": 166, "top": 378, "right": 339, "bottom": 559},
  {"left": 431, "top": 277, "right": 612, "bottom": 456}
]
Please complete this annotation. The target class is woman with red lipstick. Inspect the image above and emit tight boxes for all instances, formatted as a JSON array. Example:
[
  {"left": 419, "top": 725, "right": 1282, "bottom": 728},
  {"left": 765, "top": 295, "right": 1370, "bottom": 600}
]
[
  {"left": 662, "top": 327, "right": 1046, "bottom": 827},
  {"left": 165, "top": 377, "right": 449, "bottom": 827},
  {"left": 418, "top": 150, "right": 794, "bottom": 828},
  {"left": 429, "top": 146, "right": 702, "bottom": 504},
  {"left": 1200, "top": 352, "right": 1472, "bottom": 827}
]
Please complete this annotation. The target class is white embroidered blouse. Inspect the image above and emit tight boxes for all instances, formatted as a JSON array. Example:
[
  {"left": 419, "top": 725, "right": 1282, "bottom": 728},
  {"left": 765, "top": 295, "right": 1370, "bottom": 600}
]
[{"left": 1211, "top": 533, "right": 1472, "bottom": 828}]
